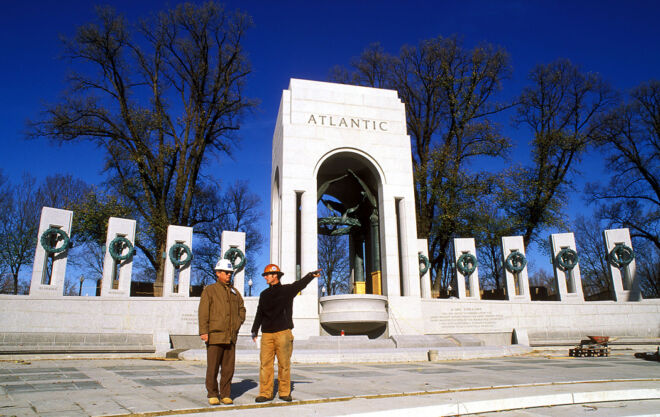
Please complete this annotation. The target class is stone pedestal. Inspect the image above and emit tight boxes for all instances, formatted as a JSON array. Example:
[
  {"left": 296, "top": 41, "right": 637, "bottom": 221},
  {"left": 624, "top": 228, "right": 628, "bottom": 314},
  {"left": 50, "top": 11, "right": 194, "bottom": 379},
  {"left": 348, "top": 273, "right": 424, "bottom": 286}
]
[
  {"left": 549, "top": 232, "right": 584, "bottom": 302},
  {"left": 603, "top": 228, "right": 641, "bottom": 301},
  {"left": 418, "top": 239, "right": 431, "bottom": 298},
  {"left": 501, "top": 236, "right": 531, "bottom": 301},
  {"left": 29, "top": 207, "right": 73, "bottom": 297},
  {"left": 221, "top": 231, "right": 246, "bottom": 296},
  {"left": 162, "top": 225, "right": 193, "bottom": 298},
  {"left": 100, "top": 217, "right": 136, "bottom": 297},
  {"left": 453, "top": 238, "right": 480, "bottom": 299}
]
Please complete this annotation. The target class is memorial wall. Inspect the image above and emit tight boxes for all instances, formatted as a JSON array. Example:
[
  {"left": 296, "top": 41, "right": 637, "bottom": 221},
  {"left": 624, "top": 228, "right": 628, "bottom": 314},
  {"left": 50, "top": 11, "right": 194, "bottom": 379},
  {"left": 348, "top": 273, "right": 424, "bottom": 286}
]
[{"left": 1, "top": 79, "right": 658, "bottom": 355}]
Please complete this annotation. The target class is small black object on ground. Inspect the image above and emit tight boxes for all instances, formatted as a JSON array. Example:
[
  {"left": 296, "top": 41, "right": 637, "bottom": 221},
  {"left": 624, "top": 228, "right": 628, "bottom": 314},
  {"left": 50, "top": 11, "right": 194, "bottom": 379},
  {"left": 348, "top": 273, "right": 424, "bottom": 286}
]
[{"left": 634, "top": 347, "right": 660, "bottom": 362}]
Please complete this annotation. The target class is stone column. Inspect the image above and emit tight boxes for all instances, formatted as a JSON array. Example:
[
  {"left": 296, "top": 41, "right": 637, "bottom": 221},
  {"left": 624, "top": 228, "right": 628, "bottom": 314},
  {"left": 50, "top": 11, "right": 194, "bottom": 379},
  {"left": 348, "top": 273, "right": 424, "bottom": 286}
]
[
  {"left": 300, "top": 190, "right": 319, "bottom": 297},
  {"left": 221, "top": 231, "right": 246, "bottom": 296},
  {"left": 549, "top": 232, "right": 584, "bottom": 302},
  {"left": 369, "top": 210, "right": 382, "bottom": 295},
  {"left": 396, "top": 198, "right": 410, "bottom": 296},
  {"left": 501, "top": 236, "right": 531, "bottom": 301},
  {"left": 453, "top": 238, "right": 480, "bottom": 299},
  {"left": 29, "top": 207, "right": 73, "bottom": 297},
  {"left": 100, "top": 217, "right": 136, "bottom": 297},
  {"left": 353, "top": 234, "right": 366, "bottom": 294},
  {"left": 380, "top": 195, "right": 401, "bottom": 297},
  {"left": 162, "top": 225, "right": 193, "bottom": 298},
  {"left": 278, "top": 190, "right": 297, "bottom": 284},
  {"left": 603, "top": 228, "right": 641, "bottom": 302},
  {"left": 401, "top": 198, "right": 422, "bottom": 298},
  {"left": 270, "top": 169, "right": 282, "bottom": 268},
  {"left": 418, "top": 239, "right": 432, "bottom": 298},
  {"left": 348, "top": 236, "right": 356, "bottom": 293}
]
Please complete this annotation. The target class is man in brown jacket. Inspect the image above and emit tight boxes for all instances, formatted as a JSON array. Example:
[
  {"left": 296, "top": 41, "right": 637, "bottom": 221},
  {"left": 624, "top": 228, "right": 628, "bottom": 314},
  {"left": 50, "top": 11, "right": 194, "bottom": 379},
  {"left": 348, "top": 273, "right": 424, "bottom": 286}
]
[{"left": 198, "top": 259, "right": 246, "bottom": 405}]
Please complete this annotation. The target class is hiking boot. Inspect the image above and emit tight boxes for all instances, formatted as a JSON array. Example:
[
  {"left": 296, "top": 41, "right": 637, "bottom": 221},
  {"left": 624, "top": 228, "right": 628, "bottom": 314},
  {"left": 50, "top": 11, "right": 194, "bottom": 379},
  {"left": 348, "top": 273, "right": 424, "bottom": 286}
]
[
  {"left": 221, "top": 397, "right": 233, "bottom": 405},
  {"left": 208, "top": 397, "right": 220, "bottom": 405},
  {"left": 255, "top": 396, "right": 272, "bottom": 403},
  {"left": 279, "top": 395, "right": 292, "bottom": 402}
]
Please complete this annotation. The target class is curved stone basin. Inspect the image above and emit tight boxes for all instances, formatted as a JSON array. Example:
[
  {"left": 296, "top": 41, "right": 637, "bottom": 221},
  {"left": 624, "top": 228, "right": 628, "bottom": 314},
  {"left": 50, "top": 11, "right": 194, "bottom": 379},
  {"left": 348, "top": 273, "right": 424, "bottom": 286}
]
[{"left": 319, "top": 294, "right": 388, "bottom": 334}]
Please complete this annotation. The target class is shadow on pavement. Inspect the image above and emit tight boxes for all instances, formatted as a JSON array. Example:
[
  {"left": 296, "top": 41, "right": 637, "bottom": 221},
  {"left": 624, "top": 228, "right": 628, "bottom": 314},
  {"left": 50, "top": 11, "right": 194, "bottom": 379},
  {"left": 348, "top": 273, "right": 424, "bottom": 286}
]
[{"left": 232, "top": 378, "right": 258, "bottom": 397}]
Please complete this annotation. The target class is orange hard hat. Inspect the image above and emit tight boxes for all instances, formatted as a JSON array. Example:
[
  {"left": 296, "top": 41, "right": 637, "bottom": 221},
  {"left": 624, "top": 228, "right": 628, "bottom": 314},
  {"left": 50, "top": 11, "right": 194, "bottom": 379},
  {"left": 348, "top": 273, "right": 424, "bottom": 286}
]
[{"left": 262, "top": 264, "right": 284, "bottom": 276}]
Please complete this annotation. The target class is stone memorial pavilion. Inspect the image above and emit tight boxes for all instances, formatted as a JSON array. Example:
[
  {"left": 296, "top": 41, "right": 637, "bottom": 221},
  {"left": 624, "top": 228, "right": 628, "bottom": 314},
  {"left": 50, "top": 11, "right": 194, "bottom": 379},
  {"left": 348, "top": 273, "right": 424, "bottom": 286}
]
[{"left": 0, "top": 79, "right": 657, "bottom": 356}]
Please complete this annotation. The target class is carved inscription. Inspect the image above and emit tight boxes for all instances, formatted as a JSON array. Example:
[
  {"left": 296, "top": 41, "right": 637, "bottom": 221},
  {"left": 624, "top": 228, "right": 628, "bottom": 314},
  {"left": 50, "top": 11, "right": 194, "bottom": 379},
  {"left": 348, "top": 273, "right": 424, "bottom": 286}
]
[
  {"left": 181, "top": 313, "right": 197, "bottom": 325},
  {"left": 307, "top": 114, "right": 388, "bottom": 131},
  {"left": 429, "top": 306, "right": 505, "bottom": 331}
]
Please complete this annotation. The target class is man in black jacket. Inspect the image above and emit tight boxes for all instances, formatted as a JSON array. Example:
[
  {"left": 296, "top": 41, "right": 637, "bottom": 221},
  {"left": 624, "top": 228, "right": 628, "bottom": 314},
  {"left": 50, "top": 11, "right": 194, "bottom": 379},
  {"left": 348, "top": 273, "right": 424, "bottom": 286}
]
[{"left": 251, "top": 264, "right": 320, "bottom": 403}]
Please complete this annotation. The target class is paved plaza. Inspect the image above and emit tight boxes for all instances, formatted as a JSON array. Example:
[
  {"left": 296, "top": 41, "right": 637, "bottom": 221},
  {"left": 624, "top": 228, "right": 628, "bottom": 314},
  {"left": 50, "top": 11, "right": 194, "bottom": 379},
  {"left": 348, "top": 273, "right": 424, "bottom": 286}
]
[{"left": 0, "top": 352, "right": 659, "bottom": 416}]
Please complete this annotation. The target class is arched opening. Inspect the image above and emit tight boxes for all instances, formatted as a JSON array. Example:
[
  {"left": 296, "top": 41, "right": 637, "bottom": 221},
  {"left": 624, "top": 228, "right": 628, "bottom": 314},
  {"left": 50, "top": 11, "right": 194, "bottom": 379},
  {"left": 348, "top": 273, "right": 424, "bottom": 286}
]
[{"left": 316, "top": 152, "right": 383, "bottom": 296}]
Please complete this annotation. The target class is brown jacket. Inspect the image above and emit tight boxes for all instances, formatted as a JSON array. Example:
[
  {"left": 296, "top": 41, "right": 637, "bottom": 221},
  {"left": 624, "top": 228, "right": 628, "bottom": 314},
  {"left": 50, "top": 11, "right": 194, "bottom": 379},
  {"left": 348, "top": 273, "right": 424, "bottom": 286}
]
[{"left": 198, "top": 281, "right": 246, "bottom": 344}]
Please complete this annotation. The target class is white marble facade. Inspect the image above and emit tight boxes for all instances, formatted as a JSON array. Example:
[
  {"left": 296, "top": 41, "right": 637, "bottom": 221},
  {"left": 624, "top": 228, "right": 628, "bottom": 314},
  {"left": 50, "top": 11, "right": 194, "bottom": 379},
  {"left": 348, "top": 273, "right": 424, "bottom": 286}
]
[
  {"left": 29, "top": 207, "right": 73, "bottom": 297},
  {"left": 603, "top": 228, "right": 640, "bottom": 301},
  {"left": 162, "top": 225, "right": 193, "bottom": 298},
  {"left": 270, "top": 79, "right": 423, "bottom": 336},
  {"left": 100, "top": 217, "right": 136, "bottom": 297},
  {"left": 418, "top": 239, "right": 431, "bottom": 299},
  {"left": 6, "top": 80, "right": 657, "bottom": 347},
  {"left": 549, "top": 232, "right": 584, "bottom": 301},
  {"left": 501, "top": 236, "right": 531, "bottom": 301},
  {"left": 221, "top": 231, "right": 246, "bottom": 296},
  {"left": 453, "top": 238, "right": 480, "bottom": 299}
]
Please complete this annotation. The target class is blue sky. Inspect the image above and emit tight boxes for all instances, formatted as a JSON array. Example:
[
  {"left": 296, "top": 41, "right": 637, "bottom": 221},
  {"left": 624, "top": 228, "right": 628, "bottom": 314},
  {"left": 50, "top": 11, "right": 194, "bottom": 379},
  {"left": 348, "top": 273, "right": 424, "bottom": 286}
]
[{"left": 1, "top": 1, "right": 659, "bottom": 294}]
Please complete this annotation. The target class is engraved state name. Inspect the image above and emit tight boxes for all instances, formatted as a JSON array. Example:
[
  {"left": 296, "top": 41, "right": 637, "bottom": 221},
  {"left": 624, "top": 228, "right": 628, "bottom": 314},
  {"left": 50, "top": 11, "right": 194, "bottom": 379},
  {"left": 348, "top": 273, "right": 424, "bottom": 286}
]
[{"left": 307, "top": 114, "right": 388, "bottom": 131}]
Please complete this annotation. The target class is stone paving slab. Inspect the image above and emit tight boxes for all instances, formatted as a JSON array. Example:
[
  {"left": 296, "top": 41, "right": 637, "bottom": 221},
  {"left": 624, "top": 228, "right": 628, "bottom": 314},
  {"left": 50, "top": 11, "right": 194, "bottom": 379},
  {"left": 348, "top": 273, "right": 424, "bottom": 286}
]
[
  {"left": 165, "top": 382, "right": 660, "bottom": 417},
  {"left": 471, "top": 399, "right": 660, "bottom": 416},
  {"left": 0, "top": 353, "right": 658, "bottom": 416}
]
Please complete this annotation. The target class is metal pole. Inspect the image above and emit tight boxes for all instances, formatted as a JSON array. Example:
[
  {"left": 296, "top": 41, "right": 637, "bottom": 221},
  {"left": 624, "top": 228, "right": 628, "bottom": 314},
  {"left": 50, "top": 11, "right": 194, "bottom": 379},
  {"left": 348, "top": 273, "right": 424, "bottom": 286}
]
[{"left": 78, "top": 275, "right": 84, "bottom": 296}]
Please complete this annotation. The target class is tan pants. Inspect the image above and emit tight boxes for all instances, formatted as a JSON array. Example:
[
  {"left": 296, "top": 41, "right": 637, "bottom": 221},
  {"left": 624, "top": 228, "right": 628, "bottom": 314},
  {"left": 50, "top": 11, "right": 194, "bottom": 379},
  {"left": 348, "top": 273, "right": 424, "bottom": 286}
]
[
  {"left": 206, "top": 343, "right": 235, "bottom": 399},
  {"left": 259, "top": 329, "right": 293, "bottom": 397}
]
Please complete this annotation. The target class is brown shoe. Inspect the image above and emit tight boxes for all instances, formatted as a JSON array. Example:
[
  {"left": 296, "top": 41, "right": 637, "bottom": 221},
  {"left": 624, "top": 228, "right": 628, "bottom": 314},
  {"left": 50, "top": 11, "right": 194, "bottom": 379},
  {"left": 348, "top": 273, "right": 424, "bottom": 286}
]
[
  {"left": 279, "top": 395, "right": 292, "bottom": 402},
  {"left": 208, "top": 397, "right": 220, "bottom": 405},
  {"left": 255, "top": 396, "right": 273, "bottom": 403},
  {"left": 221, "top": 397, "right": 233, "bottom": 405}
]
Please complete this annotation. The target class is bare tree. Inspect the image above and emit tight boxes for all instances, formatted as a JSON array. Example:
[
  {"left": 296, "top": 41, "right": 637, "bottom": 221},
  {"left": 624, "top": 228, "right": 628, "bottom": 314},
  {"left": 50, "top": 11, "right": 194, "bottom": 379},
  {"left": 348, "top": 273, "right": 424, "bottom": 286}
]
[
  {"left": 39, "top": 174, "right": 92, "bottom": 211},
  {"left": 589, "top": 80, "right": 660, "bottom": 251},
  {"left": 0, "top": 175, "right": 41, "bottom": 294},
  {"left": 29, "top": 3, "right": 256, "bottom": 294},
  {"left": 467, "top": 190, "right": 512, "bottom": 291},
  {"left": 573, "top": 216, "right": 612, "bottom": 299},
  {"left": 71, "top": 241, "right": 105, "bottom": 294},
  {"left": 194, "top": 180, "right": 264, "bottom": 291},
  {"left": 331, "top": 37, "right": 512, "bottom": 292},
  {"left": 329, "top": 43, "right": 394, "bottom": 88},
  {"left": 632, "top": 237, "right": 660, "bottom": 298},
  {"left": 0, "top": 273, "right": 29, "bottom": 295},
  {"left": 317, "top": 233, "right": 350, "bottom": 296},
  {"left": 0, "top": 173, "right": 94, "bottom": 295},
  {"left": 509, "top": 59, "right": 617, "bottom": 247},
  {"left": 63, "top": 276, "right": 80, "bottom": 296},
  {"left": 528, "top": 268, "right": 557, "bottom": 296}
]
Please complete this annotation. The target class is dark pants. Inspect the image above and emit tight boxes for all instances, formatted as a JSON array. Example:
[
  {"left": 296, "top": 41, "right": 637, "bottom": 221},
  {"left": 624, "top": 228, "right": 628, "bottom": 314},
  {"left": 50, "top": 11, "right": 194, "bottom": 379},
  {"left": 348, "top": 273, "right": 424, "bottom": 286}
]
[{"left": 205, "top": 343, "right": 236, "bottom": 398}]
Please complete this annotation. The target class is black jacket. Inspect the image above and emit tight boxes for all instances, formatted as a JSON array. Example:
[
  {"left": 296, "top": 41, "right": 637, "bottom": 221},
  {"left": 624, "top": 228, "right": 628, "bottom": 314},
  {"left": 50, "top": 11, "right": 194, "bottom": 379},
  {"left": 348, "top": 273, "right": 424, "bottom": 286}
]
[{"left": 251, "top": 272, "right": 316, "bottom": 336}]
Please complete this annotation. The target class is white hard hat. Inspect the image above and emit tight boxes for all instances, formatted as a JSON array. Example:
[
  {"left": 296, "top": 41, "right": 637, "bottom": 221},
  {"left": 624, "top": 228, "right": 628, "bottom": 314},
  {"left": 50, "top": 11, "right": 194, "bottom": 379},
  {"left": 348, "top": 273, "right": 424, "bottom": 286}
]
[{"left": 214, "top": 259, "right": 234, "bottom": 272}]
